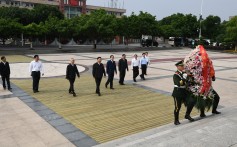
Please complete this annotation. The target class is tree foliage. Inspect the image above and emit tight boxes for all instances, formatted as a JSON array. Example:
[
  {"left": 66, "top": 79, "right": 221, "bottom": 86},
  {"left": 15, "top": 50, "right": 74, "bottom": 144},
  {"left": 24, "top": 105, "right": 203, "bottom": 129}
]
[{"left": 201, "top": 15, "right": 221, "bottom": 40}]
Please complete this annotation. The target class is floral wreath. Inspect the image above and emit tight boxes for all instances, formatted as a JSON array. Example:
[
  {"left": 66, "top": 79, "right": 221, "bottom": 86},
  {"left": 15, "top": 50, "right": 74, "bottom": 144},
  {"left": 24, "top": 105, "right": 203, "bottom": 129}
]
[{"left": 184, "top": 45, "right": 215, "bottom": 110}]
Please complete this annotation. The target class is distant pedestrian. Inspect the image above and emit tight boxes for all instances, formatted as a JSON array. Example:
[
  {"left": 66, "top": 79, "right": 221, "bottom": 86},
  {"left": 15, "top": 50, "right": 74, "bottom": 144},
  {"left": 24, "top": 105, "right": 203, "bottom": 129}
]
[
  {"left": 118, "top": 54, "right": 128, "bottom": 85},
  {"left": 131, "top": 54, "right": 139, "bottom": 82},
  {"left": 140, "top": 53, "right": 148, "bottom": 80},
  {"left": 92, "top": 57, "right": 106, "bottom": 96},
  {"left": 0, "top": 56, "right": 12, "bottom": 90},
  {"left": 145, "top": 52, "right": 150, "bottom": 75},
  {"left": 66, "top": 58, "right": 80, "bottom": 97},
  {"left": 105, "top": 55, "right": 117, "bottom": 89},
  {"left": 29, "top": 55, "right": 44, "bottom": 93}
]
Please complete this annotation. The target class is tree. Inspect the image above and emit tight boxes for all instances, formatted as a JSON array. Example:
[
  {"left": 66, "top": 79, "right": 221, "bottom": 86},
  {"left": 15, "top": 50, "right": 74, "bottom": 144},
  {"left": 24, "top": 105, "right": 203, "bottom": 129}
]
[
  {"left": 32, "top": 5, "right": 64, "bottom": 24},
  {"left": 44, "top": 16, "right": 61, "bottom": 40},
  {"left": 225, "top": 16, "right": 237, "bottom": 50},
  {"left": 159, "top": 13, "right": 198, "bottom": 38},
  {"left": 24, "top": 23, "right": 44, "bottom": 49},
  {"left": 0, "top": 19, "right": 23, "bottom": 45},
  {"left": 81, "top": 9, "right": 117, "bottom": 49},
  {"left": 201, "top": 15, "right": 221, "bottom": 40},
  {"left": 0, "top": 7, "right": 33, "bottom": 25}
]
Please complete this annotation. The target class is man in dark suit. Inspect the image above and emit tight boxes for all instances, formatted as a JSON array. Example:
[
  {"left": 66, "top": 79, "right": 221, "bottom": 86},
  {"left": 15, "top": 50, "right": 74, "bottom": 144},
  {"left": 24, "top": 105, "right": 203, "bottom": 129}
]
[
  {"left": 66, "top": 58, "right": 80, "bottom": 97},
  {"left": 105, "top": 55, "right": 117, "bottom": 89},
  {"left": 118, "top": 54, "right": 129, "bottom": 85},
  {"left": 0, "top": 56, "right": 11, "bottom": 90},
  {"left": 93, "top": 57, "right": 106, "bottom": 96}
]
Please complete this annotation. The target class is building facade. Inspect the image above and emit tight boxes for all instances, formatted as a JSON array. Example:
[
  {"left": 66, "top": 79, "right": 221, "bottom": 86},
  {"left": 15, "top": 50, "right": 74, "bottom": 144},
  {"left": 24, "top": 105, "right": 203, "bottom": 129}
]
[
  {"left": 86, "top": 5, "right": 125, "bottom": 18},
  {"left": 0, "top": 0, "right": 126, "bottom": 18},
  {"left": 0, "top": 0, "right": 58, "bottom": 8}
]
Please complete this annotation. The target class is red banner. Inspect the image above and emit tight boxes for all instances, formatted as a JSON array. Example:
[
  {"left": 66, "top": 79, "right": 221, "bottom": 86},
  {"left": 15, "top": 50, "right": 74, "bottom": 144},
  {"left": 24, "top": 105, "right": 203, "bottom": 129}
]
[
  {"left": 70, "top": 0, "right": 78, "bottom": 6},
  {"left": 200, "top": 45, "right": 215, "bottom": 95}
]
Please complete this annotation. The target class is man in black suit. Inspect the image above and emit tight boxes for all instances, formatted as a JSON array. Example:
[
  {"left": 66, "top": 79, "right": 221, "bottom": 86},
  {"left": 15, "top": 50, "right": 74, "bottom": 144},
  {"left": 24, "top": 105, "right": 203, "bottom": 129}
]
[
  {"left": 66, "top": 58, "right": 80, "bottom": 97},
  {"left": 92, "top": 57, "right": 106, "bottom": 96},
  {"left": 118, "top": 54, "right": 129, "bottom": 85},
  {"left": 105, "top": 55, "right": 117, "bottom": 89},
  {"left": 0, "top": 56, "right": 11, "bottom": 90}
]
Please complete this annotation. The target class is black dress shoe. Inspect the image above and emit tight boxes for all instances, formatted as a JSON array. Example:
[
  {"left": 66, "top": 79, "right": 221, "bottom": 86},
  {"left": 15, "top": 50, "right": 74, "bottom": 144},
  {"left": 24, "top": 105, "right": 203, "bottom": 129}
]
[
  {"left": 105, "top": 84, "right": 108, "bottom": 88},
  {"left": 98, "top": 93, "right": 101, "bottom": 96},
  {"left": 133, "top": 79, "right": 137, "bottom": 82},
  {"left": 73, "top": 93, "right": 76, "bottom": 97},
  {"left": 8, "top": 88, "right": 12, "bottom": 90},
  {"left": 212, "top": 111, "right": 221, "bottom": 114},
  {"left": 185, "top": 115, "right": 195, "bottom": 122},
  {"left": 200, "top": 113, "right": 206, "bottom": 118}
]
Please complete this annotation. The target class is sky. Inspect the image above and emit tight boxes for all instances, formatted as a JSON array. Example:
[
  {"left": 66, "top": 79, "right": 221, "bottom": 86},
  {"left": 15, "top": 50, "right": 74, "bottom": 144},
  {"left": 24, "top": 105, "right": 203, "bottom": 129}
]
[{"left": 86, "top": 0, "right": 237, "bottom": 21}]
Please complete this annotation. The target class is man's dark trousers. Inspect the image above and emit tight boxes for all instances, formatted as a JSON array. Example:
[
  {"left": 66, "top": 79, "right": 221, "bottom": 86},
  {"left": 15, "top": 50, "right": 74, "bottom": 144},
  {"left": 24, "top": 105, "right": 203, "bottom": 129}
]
[
  {"left": 119, "top": 70, "right": 126, "bottom": 84},
  {"left": 95, "top": 77, "right": 102, "bottom": 93},
  {"left": 133, "top": 66, "right": 139, "bottom": 79},
  {"left": 1, "top": 75, "right": 10, "bottom": 89},
  {"left": 140, "top": 64, "right": 147, "bottom": 78},
  {"left": 69, "top": 78, "right": 76, "bottom": 93},
  {"left": 106, "top": 73, "right": 114, "bottom": 88},
  {"left": 32, "top": 71, "right": 40, "bottom": 92}
]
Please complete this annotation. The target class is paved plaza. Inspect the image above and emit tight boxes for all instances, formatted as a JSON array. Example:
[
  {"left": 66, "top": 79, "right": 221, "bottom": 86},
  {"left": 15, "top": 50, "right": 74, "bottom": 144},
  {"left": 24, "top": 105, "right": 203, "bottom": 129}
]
[{"left": 0, "top": 48, "right": 237, "bottom": 147}]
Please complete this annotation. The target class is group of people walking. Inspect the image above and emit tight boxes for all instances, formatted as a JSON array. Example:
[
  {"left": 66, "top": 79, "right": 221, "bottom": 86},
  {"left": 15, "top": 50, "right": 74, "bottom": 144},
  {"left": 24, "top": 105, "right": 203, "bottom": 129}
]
[
  {"left": 92, "top": 52, "right": 150, "bottom": 96},
  {"left": 172, "top": 60, "right": 221, "bottom": 125},
  {"left": 0, "top": 53, "right": 150, "bottom": 97}
]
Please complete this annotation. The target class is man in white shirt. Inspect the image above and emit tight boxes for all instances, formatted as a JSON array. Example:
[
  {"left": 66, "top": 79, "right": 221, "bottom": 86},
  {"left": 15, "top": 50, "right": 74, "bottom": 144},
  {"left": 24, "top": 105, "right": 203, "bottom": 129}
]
[
  {"left": 29, "top": 55, "right": 44, "bottom": 93},
  {"left": 131, "top": 54, "right": 139, "bottom": 82}
]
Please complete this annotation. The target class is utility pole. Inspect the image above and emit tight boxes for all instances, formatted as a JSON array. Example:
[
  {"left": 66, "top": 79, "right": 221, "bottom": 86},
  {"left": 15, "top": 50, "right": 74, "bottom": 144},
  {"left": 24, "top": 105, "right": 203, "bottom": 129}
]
[{"left": 199, "top": 0, "right": 204, "bottom": 39}]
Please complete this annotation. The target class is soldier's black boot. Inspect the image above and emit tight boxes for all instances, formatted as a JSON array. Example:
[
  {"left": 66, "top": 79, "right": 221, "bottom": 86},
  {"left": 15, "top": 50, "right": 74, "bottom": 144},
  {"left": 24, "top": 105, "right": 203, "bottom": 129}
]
[
  {"left": 185, "top": 108, "right": 195, "bottom": 122},
  {"left": 185, "top": 115, "right": 195, "bottom": 122},
  {"left": 212, "top": 110, "right": 221, "bottom": 114},
  {"left": 200, "top": 109, "right": 206, "bottom": 118},
  {"left": 185, "top": 103, "right": 195, "bottom": 122},
  {"left": 212, "top": 106, "right": 221, "bottom": 114},
  {"left": 174, "top": 112, "right": 181, "bottom": 125}
]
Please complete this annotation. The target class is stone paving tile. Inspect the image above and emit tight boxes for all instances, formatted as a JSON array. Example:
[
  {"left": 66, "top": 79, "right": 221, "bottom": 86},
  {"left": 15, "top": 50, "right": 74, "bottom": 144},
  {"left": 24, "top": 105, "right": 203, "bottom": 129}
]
[
  {"left": 0, "top": 98, "right": 75, "bottom": 147},
  {"left": 48, "top": 118, "right": 70, "bottom": 127},
  {"left": 55, "top": 124, "right": 80, "bottom": 134},
  {"left": 64, "top": 131, "right": 88, "bottom": 141}
]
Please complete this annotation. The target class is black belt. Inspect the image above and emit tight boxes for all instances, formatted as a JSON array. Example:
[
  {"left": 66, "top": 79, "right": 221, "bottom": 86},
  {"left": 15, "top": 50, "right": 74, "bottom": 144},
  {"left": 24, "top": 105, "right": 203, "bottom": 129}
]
[{"left": 32, "top": 71, "right": 40, "bottom": 72}]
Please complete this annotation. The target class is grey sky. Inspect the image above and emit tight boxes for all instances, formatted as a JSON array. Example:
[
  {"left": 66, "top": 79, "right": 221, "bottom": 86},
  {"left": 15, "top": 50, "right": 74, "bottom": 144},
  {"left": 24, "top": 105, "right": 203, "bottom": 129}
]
[{"left": 87, "top": 0, "right": 237, "bottom": 21}]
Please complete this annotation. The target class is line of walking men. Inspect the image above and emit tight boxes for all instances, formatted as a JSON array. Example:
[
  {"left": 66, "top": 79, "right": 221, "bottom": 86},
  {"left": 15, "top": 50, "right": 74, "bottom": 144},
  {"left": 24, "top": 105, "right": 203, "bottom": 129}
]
[
  {"left": 0, "top": 53, "right": 150, "bottom": 97},
  {"left": 93, "top": 52, "right": 150, "bottom": 96}
]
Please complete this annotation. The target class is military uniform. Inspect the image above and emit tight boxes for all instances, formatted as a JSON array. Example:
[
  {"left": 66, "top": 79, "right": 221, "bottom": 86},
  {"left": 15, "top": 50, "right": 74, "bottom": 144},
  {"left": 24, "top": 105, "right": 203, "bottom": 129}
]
[
  {"left": 172, "top": 61, "right": 187, "bottom": 125},
  {"left": 200, "top": 76, "right": 221, "bottom": 117},
  {"left": 184, "top": 74, "right": 196, "bottom": 121}
]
